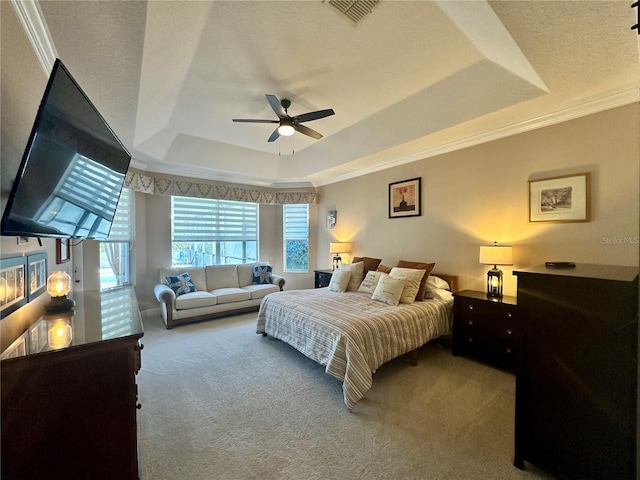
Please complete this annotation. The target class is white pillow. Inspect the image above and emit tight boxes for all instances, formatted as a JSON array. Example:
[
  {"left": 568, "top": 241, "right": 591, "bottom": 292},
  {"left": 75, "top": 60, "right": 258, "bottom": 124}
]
[
  {"left": 427, "top": 275, "right": 449, "bottom": 290},
  {"left": 424, "top": 276, "right": 451, "bottom": 299},
  {"left": 358, "top": 270, "right": 383, "bottom": 294},
  {"left": 328, "top": 269, "right": 352, "bottom": 293},
  {"left": 389, "top": 267, "right": 426, "bottom": 304},
  {"left": 371, "top": 274, "right": 405, "bottom": 306},
  {"left": 428, "top": 288, "right": 454, "bottom": 302},
  {"left": 339, "top": 262, "right": 364, "bottom": 291}
]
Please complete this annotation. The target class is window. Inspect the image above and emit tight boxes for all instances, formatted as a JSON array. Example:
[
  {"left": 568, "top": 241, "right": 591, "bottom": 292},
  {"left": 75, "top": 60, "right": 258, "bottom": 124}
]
[
  {"left": 99, "top": 187, "right": 133, "bottom": 290},
  {"left": 283, "top": 204, "right": 309, "bottom": 272},
  {"left": 171, "top": 196, "right": 258, "bottom": 266}
]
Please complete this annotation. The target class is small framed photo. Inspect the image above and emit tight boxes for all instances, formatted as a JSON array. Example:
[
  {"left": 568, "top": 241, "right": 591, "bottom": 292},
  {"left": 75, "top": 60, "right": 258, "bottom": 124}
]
[
  {"left": 529, "top": 173, "right": 590, "bottom": 223},
  {"left": 389, "top": 177, "right": 421, "bottom": 218},
  {"left": 0, "top": 256, "right": 27, "bottom": 319},
  {"left": 27, "top": 252, "right": 47, "bottom": 301},
  {"left": 327, "top": 210, "right": 337, "bottom": 229},
  {"left": 56, "top": 239, "right": 71, "bottom": 264}
]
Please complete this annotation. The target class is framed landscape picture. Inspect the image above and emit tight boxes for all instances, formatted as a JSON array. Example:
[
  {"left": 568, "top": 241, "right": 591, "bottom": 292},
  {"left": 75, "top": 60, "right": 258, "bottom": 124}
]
[
  {"left": 529, "top": 173, "right": 590, "bottom": 223},
  {"left": 389, "top": 177, "right": 421, "bottom": 218}
]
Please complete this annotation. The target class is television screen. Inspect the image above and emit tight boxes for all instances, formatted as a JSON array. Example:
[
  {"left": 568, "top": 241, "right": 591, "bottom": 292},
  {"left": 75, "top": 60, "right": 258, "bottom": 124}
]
[{"left": 1, "top": 59, "right": 131, "bottom": 240}]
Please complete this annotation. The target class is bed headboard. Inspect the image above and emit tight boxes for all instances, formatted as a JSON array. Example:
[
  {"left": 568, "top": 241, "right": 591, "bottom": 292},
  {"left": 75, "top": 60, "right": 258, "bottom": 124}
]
[{"left": 432, "top": 273, "right": 459, "bottom": 294}]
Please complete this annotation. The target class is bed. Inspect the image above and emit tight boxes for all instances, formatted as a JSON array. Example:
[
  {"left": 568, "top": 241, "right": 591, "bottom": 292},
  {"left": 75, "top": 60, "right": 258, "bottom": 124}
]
[{"left": 256, "top": 272, "right": 458, "bottom": 409}]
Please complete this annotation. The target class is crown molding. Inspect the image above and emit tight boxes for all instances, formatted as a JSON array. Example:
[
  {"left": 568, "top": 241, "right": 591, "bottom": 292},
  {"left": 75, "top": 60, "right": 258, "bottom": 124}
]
[
  {"left": 10, "top": 0, "right": 57, "bottom": 74},
  {"left": 313, "top": 88, "right": 640, "bottom": 187}
]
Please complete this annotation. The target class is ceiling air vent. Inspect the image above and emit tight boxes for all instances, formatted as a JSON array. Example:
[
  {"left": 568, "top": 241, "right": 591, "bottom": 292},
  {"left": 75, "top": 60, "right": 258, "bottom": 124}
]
[{"left": 327, "top": 0, "right": 380, "bottom": 25}]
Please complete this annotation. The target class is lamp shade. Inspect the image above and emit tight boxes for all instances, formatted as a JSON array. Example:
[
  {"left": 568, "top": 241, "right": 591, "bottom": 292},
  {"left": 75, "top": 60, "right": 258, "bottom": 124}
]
[
  {"left": 47, "top": 271, "right": 71, "bottom": 297},
  {"left": 479, "top": 244, "right": 513, "bottom": 266},
  {"left": 330, "top": 242, "right": 351, "bottom": 254}
]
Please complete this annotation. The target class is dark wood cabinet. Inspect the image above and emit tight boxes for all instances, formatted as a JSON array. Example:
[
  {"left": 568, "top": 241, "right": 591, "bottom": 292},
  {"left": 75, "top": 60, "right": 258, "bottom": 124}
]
[
  {"left": 452, "top": 290, "right": 518, "bottom": 369},
  {"left": 1, "top": 288, "right": 144, "bottom": 480},
  {"left": 314, "top": 269, "right": 333, "bottom": 288},
  {"left": 513, "top": 264, "right": 638, "bottom": 480}
]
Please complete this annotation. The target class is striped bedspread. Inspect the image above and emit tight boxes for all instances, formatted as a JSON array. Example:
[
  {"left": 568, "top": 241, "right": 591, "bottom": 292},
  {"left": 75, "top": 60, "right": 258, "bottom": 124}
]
[{"left": 256, "top": 288, "right": 453, "bottom": 409}]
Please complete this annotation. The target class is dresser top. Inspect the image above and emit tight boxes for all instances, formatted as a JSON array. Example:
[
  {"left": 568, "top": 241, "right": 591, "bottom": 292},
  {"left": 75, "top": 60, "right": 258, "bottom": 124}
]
[{"left": 513, "top": 263, "right": 639, "bottom": 283}]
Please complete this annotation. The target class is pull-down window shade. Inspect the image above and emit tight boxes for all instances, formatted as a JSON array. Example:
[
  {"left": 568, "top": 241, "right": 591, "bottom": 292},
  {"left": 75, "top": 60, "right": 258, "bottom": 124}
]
[
  {"left": 107, "top": 187, "right": 132, "bottom": 241},
  {"left": 171, "top": 197, "right": 258, "bottom": 243}
]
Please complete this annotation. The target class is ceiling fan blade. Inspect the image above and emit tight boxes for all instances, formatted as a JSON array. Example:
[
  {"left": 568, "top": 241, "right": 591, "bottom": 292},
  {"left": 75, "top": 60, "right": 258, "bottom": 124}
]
[
  {"left": 232, "top": 119, "right": 279, "bottom": 123},
  {"left": 266, "top": 94, "right": 286, "bottom": 119},
  {"left": 293, "top": 109, "right": 335, "bottom": 123},
  {"left": 294, "top": 123, "right": 323, "bottom": 140},
  {"left": 267, "top": 127, "right": 280, "bottom": 142}
]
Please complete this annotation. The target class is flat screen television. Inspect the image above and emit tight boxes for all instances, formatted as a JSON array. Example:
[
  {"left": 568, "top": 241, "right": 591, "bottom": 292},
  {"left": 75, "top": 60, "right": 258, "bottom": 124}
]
[{"left": 1, "top": 58, "right": 131, "bottom": 240}]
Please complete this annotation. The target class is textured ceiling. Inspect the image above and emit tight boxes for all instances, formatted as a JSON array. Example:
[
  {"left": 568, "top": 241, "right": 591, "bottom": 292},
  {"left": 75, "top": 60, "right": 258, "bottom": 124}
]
[{"left": 32, "top": 0, "right": 640, "bottom": 187}]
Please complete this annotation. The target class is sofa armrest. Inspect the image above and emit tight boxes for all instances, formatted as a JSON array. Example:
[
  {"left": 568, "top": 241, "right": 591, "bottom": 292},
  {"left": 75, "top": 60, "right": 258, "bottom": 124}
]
[
  {"left": 154, "top": 284, "right": 176, "bottom": 307},
  {"left": 271, "top": 274, "right": 286, "bottom": 291}
]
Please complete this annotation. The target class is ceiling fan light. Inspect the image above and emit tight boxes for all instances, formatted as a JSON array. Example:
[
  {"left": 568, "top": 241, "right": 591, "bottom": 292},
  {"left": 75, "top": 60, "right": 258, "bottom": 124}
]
[{"left": 278, "top": 124, "right": 295, "bottom": 136}]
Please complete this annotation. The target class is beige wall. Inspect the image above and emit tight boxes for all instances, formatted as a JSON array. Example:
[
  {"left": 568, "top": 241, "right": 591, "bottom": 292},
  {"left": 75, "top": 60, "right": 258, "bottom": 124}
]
[{"left": 316, "top": 104, "right": 639, "bottom": 297}]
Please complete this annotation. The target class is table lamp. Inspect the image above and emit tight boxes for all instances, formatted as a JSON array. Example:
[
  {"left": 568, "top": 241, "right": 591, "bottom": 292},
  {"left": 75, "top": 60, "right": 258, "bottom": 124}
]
[
  {"left": 44, "top": 271, "right": 76, "bottom": 312},
  {"left": 479, "top": 242, "right": 513, "bottom": 297},
  {"left": 330, "top": 242, "right": 351, "bottom": 270}
]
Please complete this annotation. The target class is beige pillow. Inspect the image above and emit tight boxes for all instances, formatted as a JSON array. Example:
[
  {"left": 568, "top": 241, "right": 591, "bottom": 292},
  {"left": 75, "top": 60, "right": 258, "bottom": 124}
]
[
  {"left": 396, "top": 260, "right": 436, "bottom": 301},
  {"left": 339, "top": 262, "right": 364, "bottom": 291},
  {"left": 371, "top": 274, "right": 405, "bottom": 306},
  {"left": 389, "top": 267, "right": 426, "bottom": 304},
  {"left": 358, "top": 270, "right": 383, "bottom": 294},
  {"left": 328, "top": 269, "right": 352, "bottom": 293}
]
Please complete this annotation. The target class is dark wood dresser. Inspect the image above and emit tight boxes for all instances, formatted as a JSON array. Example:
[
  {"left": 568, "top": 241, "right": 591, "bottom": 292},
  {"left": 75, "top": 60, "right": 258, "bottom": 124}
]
[
  {"left": 513, "top": 264, "right": 638, "bottom": 480},
  {"left": 314, "top": 269, "right": 333, "bottom": 288},
  {"left": 1, "top": 287, "right": 144, "bottom": 480},
  {"left": 452, "top": 289, "right": 518, "bottom": 369}
]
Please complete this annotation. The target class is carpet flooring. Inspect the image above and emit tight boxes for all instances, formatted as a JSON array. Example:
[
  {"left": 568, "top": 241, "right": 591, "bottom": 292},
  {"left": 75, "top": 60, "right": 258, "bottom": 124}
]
[{"left": 137, "top": 310, "right": 554, "bottom": 480}]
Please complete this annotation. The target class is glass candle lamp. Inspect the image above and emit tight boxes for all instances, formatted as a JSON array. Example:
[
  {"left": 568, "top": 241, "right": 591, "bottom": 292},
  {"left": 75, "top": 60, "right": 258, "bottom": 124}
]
[{"left": 44, "top": 271, "right": 76, "bottom": 312}]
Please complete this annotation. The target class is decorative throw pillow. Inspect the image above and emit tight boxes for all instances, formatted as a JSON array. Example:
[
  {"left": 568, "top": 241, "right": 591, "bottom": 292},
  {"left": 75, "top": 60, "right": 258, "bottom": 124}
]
[
  {"left": 252, "top": 265, "right": 273, "bottom": 284},
  {"left": 165, "top": 272, "right": 197, "bottom": 296},
  {"left": 389, "top": 267, "right": 426, "bottom": 304},
  {"left": 339, "top": 262, "right": 364, "bottom": 291},
  {"left": 328, "top": 269, "right": 352, "bottom": 293},
  {"left": 396, "top": 260, "right": 436, "bottom": 301},
  {"left": 358, "top": 270, "right": 383, "bottom": 294},
  {"left": 371, "top": 274, "right": 405, "bottom": 306},
  {"left": 352, "top": 256, "right": 382, "bottom": 279}
]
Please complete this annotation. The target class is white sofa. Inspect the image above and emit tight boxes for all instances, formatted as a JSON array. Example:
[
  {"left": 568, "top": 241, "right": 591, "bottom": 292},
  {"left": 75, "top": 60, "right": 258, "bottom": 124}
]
[{"left": 153, "top": 263, "right": 285, "bottom": 329}]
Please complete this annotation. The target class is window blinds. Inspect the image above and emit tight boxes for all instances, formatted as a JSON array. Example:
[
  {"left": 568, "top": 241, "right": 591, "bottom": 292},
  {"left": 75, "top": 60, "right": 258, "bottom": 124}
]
[
  {"left": 107, "top": 187, "right": 132, "bottom": 241},
  {"left": 283, "top": 204, "right": 309, "bottom": 241},
  {"left": 172, "top": 196, "right": 258, "bottom": 242}
]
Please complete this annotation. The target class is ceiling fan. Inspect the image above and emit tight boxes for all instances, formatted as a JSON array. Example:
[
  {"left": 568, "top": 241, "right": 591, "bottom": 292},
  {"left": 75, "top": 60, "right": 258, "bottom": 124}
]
[{"left": 233, "top": 94, "right": 335, "bottom": 142}]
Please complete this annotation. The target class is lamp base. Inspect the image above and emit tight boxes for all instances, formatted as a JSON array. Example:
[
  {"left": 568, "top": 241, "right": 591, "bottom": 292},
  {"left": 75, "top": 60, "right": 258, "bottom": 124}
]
[
  {"left": 486, "top": 267, "right": 504, "bottom": 297},
  {"left": 333, "top": 255, "right": 342, "bottom": 270},
  {"left": 44, "top": 295, "right": 76, "bottom": 313}
]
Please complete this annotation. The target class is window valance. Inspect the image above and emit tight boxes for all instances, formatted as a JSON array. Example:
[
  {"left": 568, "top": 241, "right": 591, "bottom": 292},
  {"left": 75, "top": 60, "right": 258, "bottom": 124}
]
[{"left": 124, "top": 169, "right": 316, "bottom": 205}]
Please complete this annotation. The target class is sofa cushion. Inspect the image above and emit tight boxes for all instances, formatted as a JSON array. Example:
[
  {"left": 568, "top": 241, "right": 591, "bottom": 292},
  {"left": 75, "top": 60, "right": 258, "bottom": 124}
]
[
  {"left": 252, "top": 265, "right": 273, "bottom": 284},
  {"left": 165, "top": 272, "right": 197, "bottom": 296},
  {"left": 211, "top": 287, "right": 251, "bottom": 304},
  {"left": 161, "top": 267, "right": 207, "bottom": 292},
  {"left": 242, "top": 284, "right": 279, "bottom": 300},
  {"left": 175, "top": 291, "right": 217, "bottom": 310},
  {"left": 237, "top": 262, "right": 270, "bottom": 287},
  {"left": 206, "top": 265, "right": 240, "bottom": 289}
]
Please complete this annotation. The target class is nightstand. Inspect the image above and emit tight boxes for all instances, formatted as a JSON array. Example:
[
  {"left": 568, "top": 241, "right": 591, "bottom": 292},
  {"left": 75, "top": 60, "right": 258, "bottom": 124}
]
[
  {"left": 452, "top": 289, "right": 518, "bottom": 369},
  {"left": 314, "top": 269, "right": 333, "bottom": 288}
]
